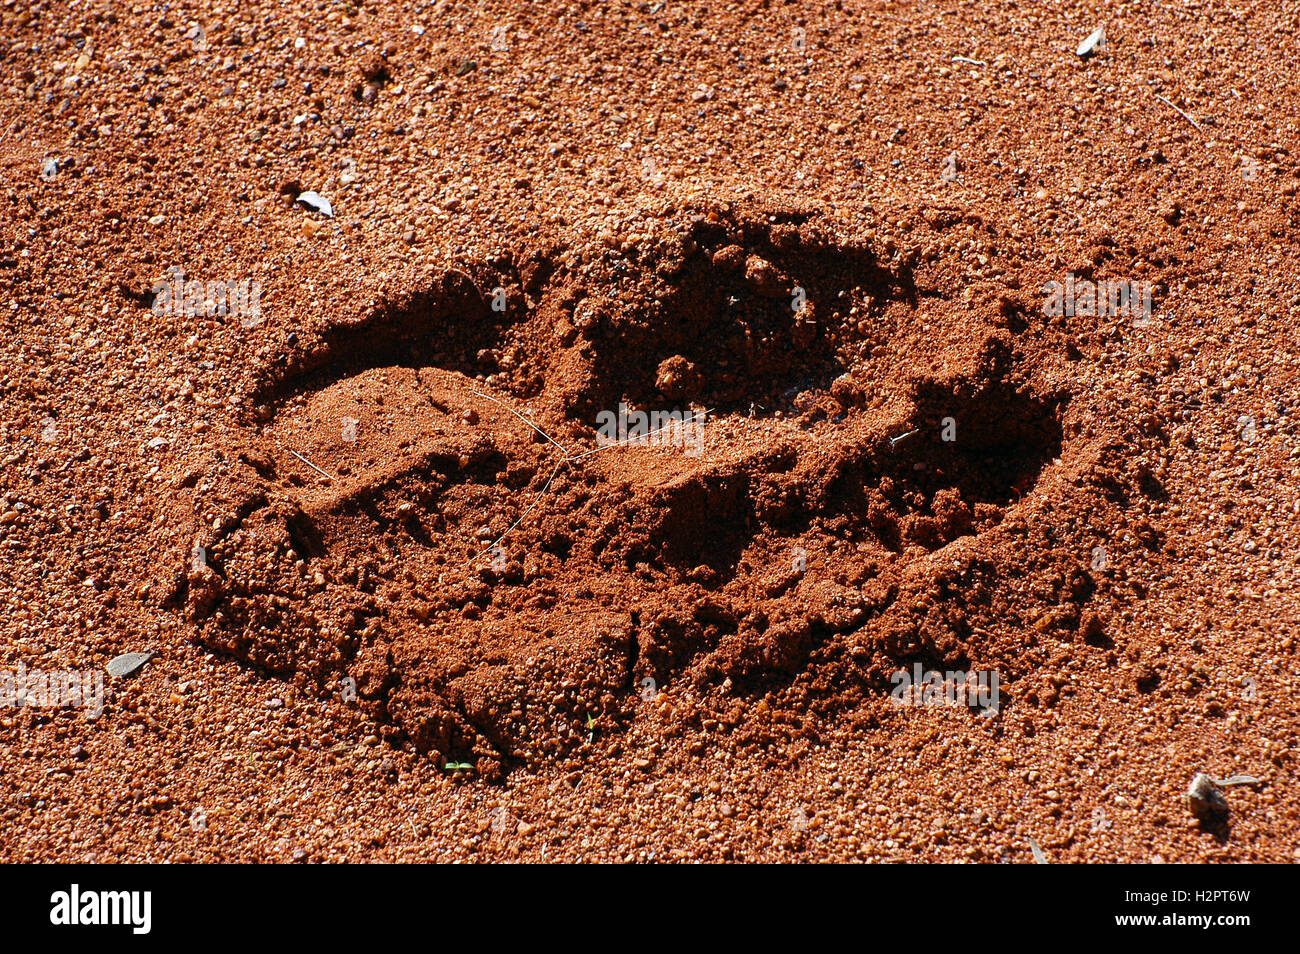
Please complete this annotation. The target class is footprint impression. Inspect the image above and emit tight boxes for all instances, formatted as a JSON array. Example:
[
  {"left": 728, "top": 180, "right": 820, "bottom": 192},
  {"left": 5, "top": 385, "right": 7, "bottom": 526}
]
[{"left": 161, "top": 208, "right": 1134, "bottom": 777}]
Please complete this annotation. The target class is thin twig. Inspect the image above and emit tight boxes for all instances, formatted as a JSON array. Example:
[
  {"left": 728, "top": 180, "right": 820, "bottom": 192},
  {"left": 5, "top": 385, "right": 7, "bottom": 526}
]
[
  {"left": 565, "top": 408, "right": 712, "bottom": 462},
  {"left": 465, "top": 456, "right": 566, "bottom": 566},
  {"left": 951, "top": 56, "right": 986, "bottom": 66},
  {"left": 445, "top": 267, "right": 487, "bottom": 308},
  {"left": 470, "top": 389, "right": 569, "bottom": 456},
  {"left": 1153, "top": 93, "right": 1203, "bottom": 132},
  {"left": 287, "top": 448, "right": 336, "bottom": 481}
]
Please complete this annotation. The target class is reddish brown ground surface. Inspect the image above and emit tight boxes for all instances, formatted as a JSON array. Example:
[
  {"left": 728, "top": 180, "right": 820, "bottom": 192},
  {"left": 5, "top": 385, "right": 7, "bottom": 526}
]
[{"left": 1, "top": 0, "right": 1297, "bottom": 862}]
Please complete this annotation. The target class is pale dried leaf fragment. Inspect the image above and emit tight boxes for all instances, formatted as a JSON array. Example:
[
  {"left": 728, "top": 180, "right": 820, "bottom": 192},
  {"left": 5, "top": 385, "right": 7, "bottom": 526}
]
[
  {"left": 1028, "top": 836, "right": 1049, "bottom": 864},
  {"left": 295, "top": 190, "right": 334, "bottom": 217},
  {"left": 106, "top": 651, "right": 155, "bottom": 679},
  {"left": 1077, "top": 26, "right": 1105, "bottom": 58},
  {"left": 1215, "top": 775, "right": 1261, "bottom": 787}
]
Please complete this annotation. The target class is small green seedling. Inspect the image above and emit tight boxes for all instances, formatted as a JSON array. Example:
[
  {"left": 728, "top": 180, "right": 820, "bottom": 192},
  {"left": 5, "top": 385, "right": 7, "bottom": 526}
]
[
  {"left": 443, "top": 761, "right": 474, "bottom": 774},
  {"left": 586, "top": 713, "right": 597, "bottom": 742}
]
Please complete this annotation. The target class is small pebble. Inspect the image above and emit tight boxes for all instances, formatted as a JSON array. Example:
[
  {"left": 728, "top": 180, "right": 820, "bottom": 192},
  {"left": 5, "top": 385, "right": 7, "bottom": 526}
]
[{"left": 1186, "top": 773, "right": 1229, "bottom": 821}]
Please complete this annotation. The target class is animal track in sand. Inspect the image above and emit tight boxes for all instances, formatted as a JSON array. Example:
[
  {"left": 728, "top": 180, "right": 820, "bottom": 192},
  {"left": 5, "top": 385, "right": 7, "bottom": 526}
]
[{"left": 167, "top": 210, "right": 1084, "bottom": 777}]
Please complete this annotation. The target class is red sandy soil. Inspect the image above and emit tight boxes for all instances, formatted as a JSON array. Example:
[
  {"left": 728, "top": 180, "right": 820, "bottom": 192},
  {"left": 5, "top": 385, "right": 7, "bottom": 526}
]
[{"left": 1, "top": 0, "right": 1297, "bottom": 862}]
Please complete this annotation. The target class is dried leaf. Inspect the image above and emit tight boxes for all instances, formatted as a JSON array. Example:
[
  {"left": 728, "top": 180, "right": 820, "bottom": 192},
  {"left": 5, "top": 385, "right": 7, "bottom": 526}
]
[
  {"left": 295, "top": 191, "right": 334, "bottom": 217},
  {"left": 106, "top": 651, "right": 154, "bottom": 679},
  {"left": 1077, "top": 26, "right": 1105, "bottom": 58},
  {"left": 1216, "top": 775, "right": 1261, "bottom": 787},
  {"left": 1028, "top": 836, "right": 1049, "bottom": 864}
]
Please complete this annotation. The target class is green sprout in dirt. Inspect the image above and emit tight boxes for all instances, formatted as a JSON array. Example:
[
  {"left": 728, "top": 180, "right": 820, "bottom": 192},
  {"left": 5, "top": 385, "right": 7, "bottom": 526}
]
[
  {"left": 443, "top": 760, "right": 474, "bottom": 775},
  {"left": 586, "top": 712, "right": 597, "bottom": 743}
]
